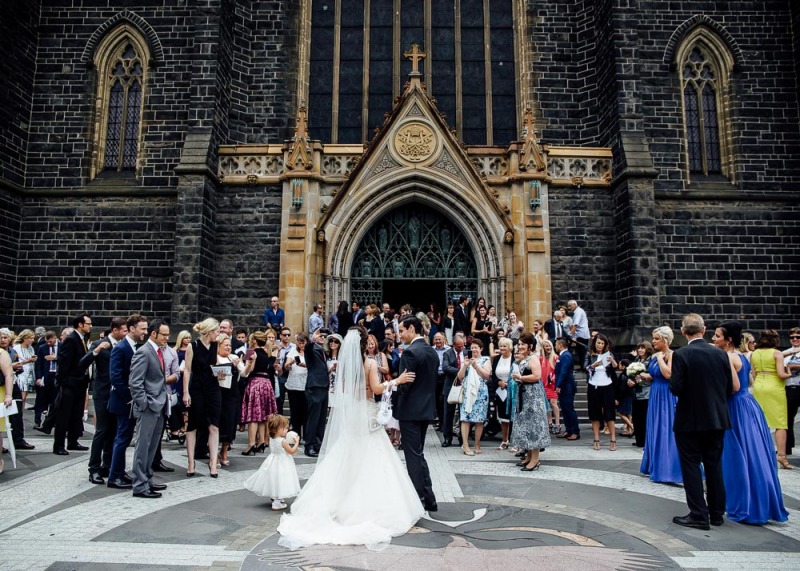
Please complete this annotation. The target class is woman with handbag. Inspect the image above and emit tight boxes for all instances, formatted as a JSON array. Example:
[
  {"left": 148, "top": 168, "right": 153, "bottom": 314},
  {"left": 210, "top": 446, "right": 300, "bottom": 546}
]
[
  {"left": 491, "top": 337, "right": 516, "bottom": 450},
  {"left": 365, "top": 334, "right": 398, "bottom": 445},
  {"left": 458, "top": 339, "right": 491, "bottom": 455}
]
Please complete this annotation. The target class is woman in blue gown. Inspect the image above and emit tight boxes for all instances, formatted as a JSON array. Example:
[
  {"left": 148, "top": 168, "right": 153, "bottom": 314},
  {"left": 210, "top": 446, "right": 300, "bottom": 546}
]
[
  {"left": 714, "top": 321, "right": 788, "bottom": 524},
  {"left": 640, "top": 326, "right": 683, "bottom": 484}
]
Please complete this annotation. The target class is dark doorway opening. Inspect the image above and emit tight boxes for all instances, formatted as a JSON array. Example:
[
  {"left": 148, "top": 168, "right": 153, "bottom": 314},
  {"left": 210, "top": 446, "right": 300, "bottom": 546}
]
[{"left": 382, "top": 280, "right": 447, "bottom": 315}]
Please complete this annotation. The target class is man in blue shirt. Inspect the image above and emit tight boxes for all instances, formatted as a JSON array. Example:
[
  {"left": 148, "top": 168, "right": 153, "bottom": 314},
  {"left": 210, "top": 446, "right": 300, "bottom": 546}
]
[{"left": 263, "top": 296, "right": 285, "bottom": 330}]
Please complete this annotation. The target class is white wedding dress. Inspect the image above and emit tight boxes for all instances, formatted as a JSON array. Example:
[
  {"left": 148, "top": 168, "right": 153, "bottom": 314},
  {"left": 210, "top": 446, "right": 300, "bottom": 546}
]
[{"left": 277, "top": 330, "right": 424, "bottom": 550}]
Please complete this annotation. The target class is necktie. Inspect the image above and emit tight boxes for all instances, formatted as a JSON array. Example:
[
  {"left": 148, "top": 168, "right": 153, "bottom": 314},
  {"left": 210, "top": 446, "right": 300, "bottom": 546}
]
[
  {"left": 81, "top": 335, "right": 88, "bottom": 352},
  {"left": 456, "top": 351, "right": 461, "bottom": 368},
  {"left": 157, "top": 347, "right": 164, "bottom": 369},
  {"left": 50, "top": 346, "right": 56, "bottom": 372}
]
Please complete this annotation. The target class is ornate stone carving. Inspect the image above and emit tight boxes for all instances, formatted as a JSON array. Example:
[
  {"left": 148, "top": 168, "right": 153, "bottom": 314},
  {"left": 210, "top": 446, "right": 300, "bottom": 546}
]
[
  {"left": 322, "top": 155, "right": 358, "bottom": 177},
  {"left": 472, "top": 156, "right": 508, "bottom": 178},
  {"left": 433, "top": 150, "right": 460, "bottom": 176},
  {"left": 394, "top": 122, "right": 436, "bottom": 163},
  {"left": 503, "top": 231, "right": 514, "bottom": 244},
  {"left": 372, "top": 151, "right": 400, "bottom": 176}
]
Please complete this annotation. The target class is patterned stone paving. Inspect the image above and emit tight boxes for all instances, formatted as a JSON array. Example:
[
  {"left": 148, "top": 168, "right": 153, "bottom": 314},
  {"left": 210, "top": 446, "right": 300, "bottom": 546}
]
[{"left": 2, "top": 408, "right": 799, "bottom": 571}]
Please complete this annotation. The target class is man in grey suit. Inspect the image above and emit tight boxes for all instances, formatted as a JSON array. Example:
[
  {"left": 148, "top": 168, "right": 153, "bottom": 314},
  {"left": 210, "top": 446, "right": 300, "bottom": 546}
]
[{"left": 129, "top": 319, "right": 170, "bottom": 499}]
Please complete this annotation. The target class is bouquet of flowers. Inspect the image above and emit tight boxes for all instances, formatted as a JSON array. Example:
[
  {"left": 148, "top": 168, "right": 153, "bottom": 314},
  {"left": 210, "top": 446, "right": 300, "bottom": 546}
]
[
  {"left": 626, "top": 362, "right": 647, "bottom": 379},
  {"left": 285, "top": 430, "right": 300, "bottom": 447}
]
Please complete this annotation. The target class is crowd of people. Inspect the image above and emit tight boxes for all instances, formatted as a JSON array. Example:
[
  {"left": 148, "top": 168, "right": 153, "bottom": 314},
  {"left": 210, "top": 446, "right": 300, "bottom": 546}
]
[{"left": 0, "top": 298, "right": 797, "bottom": 527}]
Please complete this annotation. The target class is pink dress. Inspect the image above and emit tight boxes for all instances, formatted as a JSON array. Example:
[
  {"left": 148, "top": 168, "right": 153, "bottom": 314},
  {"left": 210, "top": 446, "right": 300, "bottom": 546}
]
[{"left": 241, "top": 348, "right": 278, "bottom": 423}]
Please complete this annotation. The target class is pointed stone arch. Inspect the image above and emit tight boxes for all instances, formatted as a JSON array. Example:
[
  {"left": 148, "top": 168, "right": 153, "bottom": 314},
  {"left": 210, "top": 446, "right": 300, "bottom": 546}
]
[
  {"left": 80, "top": 10, "right": 164, "bottom": 69},
  {"left": 323, "top": 170, "right": 510, "bottom": 311},
  {"left": 664, "top": 15, "right": 743, "bottom": 71}
]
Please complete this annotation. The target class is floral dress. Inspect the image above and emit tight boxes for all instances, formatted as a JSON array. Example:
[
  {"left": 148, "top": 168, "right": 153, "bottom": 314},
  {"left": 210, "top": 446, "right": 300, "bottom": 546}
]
[
  {"left": 510, "top": 358, "right": 552, "bottom": 451},
  {"left": 460, "top": 356, "right": 490, "bottom": 423}
]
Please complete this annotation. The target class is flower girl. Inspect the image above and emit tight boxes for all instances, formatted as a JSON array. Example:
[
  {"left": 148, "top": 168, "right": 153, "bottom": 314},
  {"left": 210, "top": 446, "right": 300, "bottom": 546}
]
[{"left": 244, "top": 414, "right": 300, "bottom": 510}]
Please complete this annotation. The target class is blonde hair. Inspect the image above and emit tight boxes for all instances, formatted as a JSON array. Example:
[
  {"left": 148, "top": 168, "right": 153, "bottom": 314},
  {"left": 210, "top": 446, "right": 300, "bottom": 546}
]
[
  {"left": 15, "top": 329, "right": 35, "bottom": 343},
  {"left": 652, "top": 325, "right": 674, "bottom": 346},
  {"left": 498, "top": 337, "right": 513, "bottom": 350},
  {"left": 267, "top": 414, "right": 289, "bottom": 438},
  {"left": 173, "top": 330, "right": 192, "bottom": 351},
  {"left": 739, "top": 332, "right": 755, "bottom": 353},
  {"left": 216, "top": 333, "right": 231, "bottom": 352},
  {"left": 543, "top": 339, "right": 557, "bottom": 368},
  {"left": 193, "top": 318, "right": 220, "bottom": 336}
]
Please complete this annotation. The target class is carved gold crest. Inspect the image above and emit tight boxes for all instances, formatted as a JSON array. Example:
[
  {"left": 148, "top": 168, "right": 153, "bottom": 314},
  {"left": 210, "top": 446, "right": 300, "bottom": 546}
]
[{"left": 394, "top": 122, "right": 435, "bottom": 163}]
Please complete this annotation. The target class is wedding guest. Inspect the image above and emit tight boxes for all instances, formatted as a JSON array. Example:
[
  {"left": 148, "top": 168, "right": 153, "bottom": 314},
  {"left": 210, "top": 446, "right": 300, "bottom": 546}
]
[
  {"left": 491, "top": 337, "right": 516, "bottom": 450},
  {"left": 274, "top": 327, "right": 296, "bottom": 414},
  {"left": 166, "top": 331, "right": 191, "bottom": 440},
  {"left": 216, "top": 334, "right": 242, "bottom": 467},
  {"left": 714, "top": 321, "right": 788, "bottom": 523},
  {"left": 586, "top": 333, "right": 619, "bottom": 451},
  {"left": 630, "top": 342, "right": 653, "bottom": 448},
  {"left": 471, "top": 306, "right": 493, "bottom": 355},
  {"left": 33, "top": 330, "right": 58, "bottom": 429},
  {"left": 442, "top": 304, "right": 455, "bottom": 345},
  {"left": 739, "top": 332, "right": 756, "bottom": 361},
  {"left": 458, "top": 339, "right": 491, "bottom": 455},
  {"left": 784, "top": 327, "right": 800, "bottom": 455},
  {"left": 751, "top": 329, "right": 792, "bottom": 469},
  {"left": 333, "top": 301, "right": 351, "bottom": 337},
  {"left": 0, "top": 342, "right": 15, "bottom": 474},
  {"left": 640, "top": 326, "right": 682, "bottom": 483},
  {"left": 510, "top": 333, "right": 550, "bottom": 470},
  {"left": 183, "top": 318, "right": 222, "bottom": 477},
  {"left": 615, "top": 359, "right": 635, "bottom": 437},
  {"left": 284, "top": 332, "right": 308, "bottom": 444},
  {"left": 12, "top": 329, "right": 36, "bottom": 413},
  {"left": 554, "top": 337, "right": 579, "bottom": 440},
  {"left": 241, "top": 330, "right": 279, "bottom": 456},
  {"left": 427, "top": 304, "right": 442, "bottom": 341},
  {"left": 441, "top": 333, "right": 467, "bottom": 447},
  {"left": 263, "top": 296, "right": 285, "bottom": 330},
  {"left": 541, "top": 339, "right": 560, "bottom": 434},
  {"left": 531, "top": 318, "right": 547, "bottom": 347},
  {"left": 303, "top": 327, "right": 330, "bottom": 457},
  {"left": 325, "top": 333, "right": 342, "bottom": 394}
]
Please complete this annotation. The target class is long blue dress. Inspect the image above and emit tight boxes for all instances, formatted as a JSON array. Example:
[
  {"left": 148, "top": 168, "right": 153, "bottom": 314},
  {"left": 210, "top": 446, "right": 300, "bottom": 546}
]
[
  {"left": 722, "top": 356, "right": 789, "bottom": 524},
  {"left": 640, "top": 357, "right": 683, "bottom": 484}
]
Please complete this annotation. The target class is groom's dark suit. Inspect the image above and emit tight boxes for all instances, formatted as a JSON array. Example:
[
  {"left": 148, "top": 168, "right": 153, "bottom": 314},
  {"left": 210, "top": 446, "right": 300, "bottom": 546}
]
[
  {"left": 304, "top": 339, "right": 329, "bottom": 454},
  {"left": 395, "top": 337, "right": 439, "bottom": 509},
  {"left": 670, "top": 338, "right": 733, "bottom": 523}
]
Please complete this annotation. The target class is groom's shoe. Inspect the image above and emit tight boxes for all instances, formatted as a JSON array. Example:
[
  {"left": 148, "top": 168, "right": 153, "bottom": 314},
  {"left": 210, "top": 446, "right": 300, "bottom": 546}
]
[
  {"left": 305, "top": 448, "right": 319, "bottom": 458},
  {"left": 672, "top": 514, "right": 710, "bottom": 530},
  {"left": 442, "top": 438, "right": 452, "bottom": 448},
  {"left": 424, "top": 500, "right": 438, "bottom": 513}
]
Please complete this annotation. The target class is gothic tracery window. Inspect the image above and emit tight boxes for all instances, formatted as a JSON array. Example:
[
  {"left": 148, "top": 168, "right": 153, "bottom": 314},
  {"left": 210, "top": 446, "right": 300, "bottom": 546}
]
[
  {"left": 677, "top": 30, "right": 734, "bottom": 182},
  {"left": 92, "top": 27, "right": 149, "bottom": 177}
]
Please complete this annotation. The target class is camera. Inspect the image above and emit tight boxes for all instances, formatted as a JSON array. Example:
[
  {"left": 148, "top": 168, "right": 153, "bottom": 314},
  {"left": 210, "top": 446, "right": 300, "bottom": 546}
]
[{"left": 295, "top": 355, "right": 301, "bottom": 364}]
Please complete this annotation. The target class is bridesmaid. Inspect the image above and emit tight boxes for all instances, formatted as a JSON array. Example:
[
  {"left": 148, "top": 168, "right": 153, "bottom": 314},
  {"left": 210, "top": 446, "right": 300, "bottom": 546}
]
[
  {"left": 751, "top": 329, "right": 793, "bottom": 469},
  {"left": 639, "top": 326, "right": 683, "bottom": 484},
  {"left": 714, "top": 321, "right": 788, "bottom": 524}
]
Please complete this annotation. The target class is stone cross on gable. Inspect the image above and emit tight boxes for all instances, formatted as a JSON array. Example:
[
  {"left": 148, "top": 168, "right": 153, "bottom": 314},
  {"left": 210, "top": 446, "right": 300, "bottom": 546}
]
[{"left": 403, "top": 43, "right": 426, "bottom": 75}]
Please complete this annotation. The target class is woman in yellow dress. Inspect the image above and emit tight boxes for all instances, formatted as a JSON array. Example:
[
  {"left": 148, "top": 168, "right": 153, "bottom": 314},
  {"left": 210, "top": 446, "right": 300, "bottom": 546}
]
[
  {"left": 751, "top": 330, "right": 793, "bottom": 469},
  {"left": 0, "top": 345, "right": 15, "bottom": 474}
]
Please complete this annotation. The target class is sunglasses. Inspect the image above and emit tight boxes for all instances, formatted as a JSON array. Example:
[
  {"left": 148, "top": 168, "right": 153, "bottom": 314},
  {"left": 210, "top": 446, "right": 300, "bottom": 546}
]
[{"left": 790, "top": 336, "right": 800, "bottom": 340}]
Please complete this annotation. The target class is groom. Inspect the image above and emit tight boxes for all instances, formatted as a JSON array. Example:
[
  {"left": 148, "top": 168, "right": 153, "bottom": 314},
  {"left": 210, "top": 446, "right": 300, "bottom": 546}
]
[{"left": 395, "top": 315, "right": 439, "bottom": 512}]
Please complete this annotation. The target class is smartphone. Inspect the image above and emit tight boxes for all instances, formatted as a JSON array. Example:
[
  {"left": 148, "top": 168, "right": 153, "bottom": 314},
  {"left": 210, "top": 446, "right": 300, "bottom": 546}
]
[{"left": 295, "top": 355, "right": 301, "bottom": 364}]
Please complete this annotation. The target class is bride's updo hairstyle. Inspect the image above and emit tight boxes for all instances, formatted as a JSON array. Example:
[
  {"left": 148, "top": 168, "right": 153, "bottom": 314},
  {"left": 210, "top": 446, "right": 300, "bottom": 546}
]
[{"left": 348, "top": 325, "right": 368, "bottom": 353}]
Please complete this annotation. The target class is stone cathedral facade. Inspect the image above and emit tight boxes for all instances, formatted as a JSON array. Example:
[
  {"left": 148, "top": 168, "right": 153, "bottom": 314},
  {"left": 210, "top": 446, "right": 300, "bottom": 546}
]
[{"left": 1, "top": 1, "right": 799, "bottom": 342}]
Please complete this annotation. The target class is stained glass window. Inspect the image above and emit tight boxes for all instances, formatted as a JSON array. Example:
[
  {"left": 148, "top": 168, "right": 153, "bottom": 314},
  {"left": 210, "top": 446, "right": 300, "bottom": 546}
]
[
  {"left": 101, "top": 42, "right": 145, "bottom": 171},
  {"left": 680, "top": 45, "right": 723, "bottom": 175}
]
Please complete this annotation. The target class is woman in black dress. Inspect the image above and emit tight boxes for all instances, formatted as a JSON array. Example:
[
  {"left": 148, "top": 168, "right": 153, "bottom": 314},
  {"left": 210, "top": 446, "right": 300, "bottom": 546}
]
[
  {"left": 471, "top": 305, "right": 493, "bottom": 355},
  {"left": 183, "top": 318, "right": 221, "bottom": 477},
  {"left": 240, "top": 330, "right": 278, "bottom": 455},
  {"left": 216, "top": 334, "right": 241, "bottom": 467}
]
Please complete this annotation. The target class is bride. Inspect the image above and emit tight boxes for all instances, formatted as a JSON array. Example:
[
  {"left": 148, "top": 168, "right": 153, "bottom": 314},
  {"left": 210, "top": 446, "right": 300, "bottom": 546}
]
[{"left": 277, "top": 327, "right": 425, "bottom": 550}]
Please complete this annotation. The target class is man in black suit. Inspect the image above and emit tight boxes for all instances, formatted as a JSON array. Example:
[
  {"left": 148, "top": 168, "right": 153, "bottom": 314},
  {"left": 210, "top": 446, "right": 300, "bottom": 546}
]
[
  {"left": 670, "top": 313, "right": 734, "bottom": 530},
  {"left": 441, "top": 332, "right": 468, "bottom": 447},
  {"left": 80, "top": 317, "right": 126, "bottom": 484},
  {"left": 351, "top": 301, "right": 365, "bottom": 326},
  {"left": 395, "top": 315, "right": 439, "bottom": 512},
  {"left": 303, "top": 327, "right": 330, "bottom": 457},
  {"left": 53, "top": 314, "right": 93, "bottom": 455},
  {"left": 452, "top": 296, "right": 471, "bottom": 335},
  {"left": 33, "top": 331, "right": 58, "bottom": 428}
]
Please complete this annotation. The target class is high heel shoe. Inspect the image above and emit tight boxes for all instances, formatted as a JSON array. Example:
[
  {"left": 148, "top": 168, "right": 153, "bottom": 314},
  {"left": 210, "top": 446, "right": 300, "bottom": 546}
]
[
  {"left": 186, "top": 460, "right": 196, "bottom": 477},
  {"left": 777, "top": 454, "right": 793, "bottom": 470},
  {"left": 497, "top": 441, "right": 509, "bottom": 450},
  {"left": 521, "top": 461, "right": 541, "bottom": 472},
  {"left": 257, "top": 443, "right": 267, "bottom": 453},
  {"left": 462, "top": 445, "right": 475, "bottom": 456},
  {"left": 609, "top": 440, "right": 617, "bottom": 452},
  {"left": 209, "top": 462, "right": 218, "bottom": 478},
  {"left": 241, "top": 444, "right": 257, "bottom": 456},
  {"left": 592, "top": 440, "right": 600, "bottom": 451}
]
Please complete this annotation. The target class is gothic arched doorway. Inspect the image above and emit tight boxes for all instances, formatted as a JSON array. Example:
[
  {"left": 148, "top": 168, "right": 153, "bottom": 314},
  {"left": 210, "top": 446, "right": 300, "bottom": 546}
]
[{"left": 349, "top": 205, "right": 478, "bottom": 311}]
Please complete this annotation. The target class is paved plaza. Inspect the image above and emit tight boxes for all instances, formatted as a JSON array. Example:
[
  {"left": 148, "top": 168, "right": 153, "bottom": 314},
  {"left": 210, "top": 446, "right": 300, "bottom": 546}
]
[{"left": 3, "top": 406, "right": 800, "bottom": 571}]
